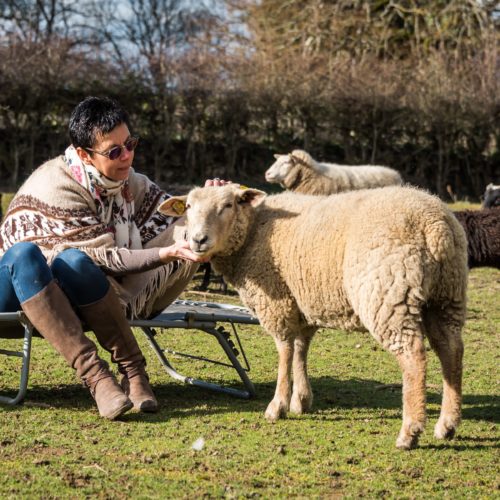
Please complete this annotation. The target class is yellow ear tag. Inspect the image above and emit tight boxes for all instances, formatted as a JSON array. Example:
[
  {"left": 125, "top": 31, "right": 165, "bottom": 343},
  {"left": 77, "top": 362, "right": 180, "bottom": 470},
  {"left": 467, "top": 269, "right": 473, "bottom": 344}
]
[
  {"left": 172, "top": 200, "right": 186, "bottom": 215},
  {"left": 239, "top": 185, "right": 248, "bottom": 190}
]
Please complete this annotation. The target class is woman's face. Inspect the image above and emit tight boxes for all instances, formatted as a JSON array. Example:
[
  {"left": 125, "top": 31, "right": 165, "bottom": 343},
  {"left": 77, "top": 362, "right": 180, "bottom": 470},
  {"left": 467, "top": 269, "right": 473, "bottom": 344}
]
[{"left": 77, "top": 122, "right": 135, "bottom": 181}]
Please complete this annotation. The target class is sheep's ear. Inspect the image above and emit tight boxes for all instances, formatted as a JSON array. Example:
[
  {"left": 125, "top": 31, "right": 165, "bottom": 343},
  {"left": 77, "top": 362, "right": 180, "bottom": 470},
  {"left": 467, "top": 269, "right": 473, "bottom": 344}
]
[
  {"left": 158, "top": 196, "right": 188, "bottom": 216},
  {"left": 289, "top": 152, "right": 307, "bottom": 168},
  {"left": 273, "top": 154, "right": 284, "bottom": 160},
  {"left": 236, "top": 187, "right": 267, "bottom": 207}
]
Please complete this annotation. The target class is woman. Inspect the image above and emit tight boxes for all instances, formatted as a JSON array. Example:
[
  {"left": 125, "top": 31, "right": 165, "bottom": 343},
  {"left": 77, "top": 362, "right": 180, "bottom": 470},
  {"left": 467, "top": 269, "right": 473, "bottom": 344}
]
[{"left": 0, "top": 97, "right": 211, "bottom": 419}]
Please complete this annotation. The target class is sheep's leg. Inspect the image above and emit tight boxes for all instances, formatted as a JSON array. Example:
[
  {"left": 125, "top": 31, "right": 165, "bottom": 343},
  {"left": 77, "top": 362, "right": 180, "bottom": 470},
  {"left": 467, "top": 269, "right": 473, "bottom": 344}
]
[
  {"left": 290, "top": 332, "right": 314, "bottom": 415},
  {"left": 265, "top": 336, "right": 294, "bottom": 421},
  {"left": 424, "top": 309, "right": 464, "bottom": 440},
  {"left": 199, "top": 263, "right": 211, "bottom": 291},
  {"left": 394, "top": 335, "right": 427, "bottom": 450}
]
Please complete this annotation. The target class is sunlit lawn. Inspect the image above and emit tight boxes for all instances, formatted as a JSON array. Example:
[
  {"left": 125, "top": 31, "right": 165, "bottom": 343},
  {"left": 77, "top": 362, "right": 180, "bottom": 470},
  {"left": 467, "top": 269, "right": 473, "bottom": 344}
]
[{"left": 0, "top": 264, "right": 498, "bottom": 498}]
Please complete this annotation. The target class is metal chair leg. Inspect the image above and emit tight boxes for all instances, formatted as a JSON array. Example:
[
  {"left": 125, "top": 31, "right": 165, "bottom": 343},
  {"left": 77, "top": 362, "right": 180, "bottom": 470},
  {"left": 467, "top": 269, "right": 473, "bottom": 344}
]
[
  {"left": 0, "top": 314, "right": 33, "bottom": 405},
  {"left": 139, "top": 325, "right": 255, "bottom": 399}
]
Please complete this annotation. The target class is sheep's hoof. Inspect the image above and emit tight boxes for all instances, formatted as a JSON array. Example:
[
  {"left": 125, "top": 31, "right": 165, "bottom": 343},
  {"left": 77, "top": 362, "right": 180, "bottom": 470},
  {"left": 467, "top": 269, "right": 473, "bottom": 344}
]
[
  {"left": 434, "top": 421, "right": 457, "bottom": 440},
  {"left": 396, "top": 423, "right": 423, "bottom": 450},
  {"left": 434, "top": 415, "right": 459, "bottom": 440},
  {"left": 396, "top": 433, "right": 420, "bottom": 450},
  {"left": 289, "top": 395, "right": 312, "bottom": 415},
  {"left": 264, "top": 401, "right": 287, "bottom": 422}
]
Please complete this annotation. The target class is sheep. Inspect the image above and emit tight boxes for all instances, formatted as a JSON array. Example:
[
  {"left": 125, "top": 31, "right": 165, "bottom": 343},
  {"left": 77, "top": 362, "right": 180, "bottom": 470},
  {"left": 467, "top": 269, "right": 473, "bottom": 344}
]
[
  {"left": 482, "top": 183, "right": 500, "bottom": 209},
  {"left": 453, "top": 206, "right": 500, "bottom": 269},
  {"left": 159, "top": 184, "right": 468, "bottom": 450},
  {"left": 265, "top": 149, "right": 402, "bottom": 195}
]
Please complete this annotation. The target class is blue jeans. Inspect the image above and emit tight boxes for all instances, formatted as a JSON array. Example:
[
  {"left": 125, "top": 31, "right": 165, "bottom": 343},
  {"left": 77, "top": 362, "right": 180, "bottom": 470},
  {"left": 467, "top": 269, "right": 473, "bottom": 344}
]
[{"left": 0, "top": 243, "right": 109, "bottom": 312}]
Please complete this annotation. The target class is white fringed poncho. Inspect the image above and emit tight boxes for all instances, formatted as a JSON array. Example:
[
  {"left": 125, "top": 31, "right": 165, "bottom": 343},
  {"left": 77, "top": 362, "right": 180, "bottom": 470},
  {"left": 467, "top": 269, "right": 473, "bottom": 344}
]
[{"left": 0, "top": 156, "right": 185, "bottom": 318}]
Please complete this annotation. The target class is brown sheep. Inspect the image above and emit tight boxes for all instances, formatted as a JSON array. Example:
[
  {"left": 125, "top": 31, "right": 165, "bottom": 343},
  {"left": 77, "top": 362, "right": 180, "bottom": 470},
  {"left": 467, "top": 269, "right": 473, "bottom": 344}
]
[{"left": 453, "top": 206, "right": 500, "bottom": 269}]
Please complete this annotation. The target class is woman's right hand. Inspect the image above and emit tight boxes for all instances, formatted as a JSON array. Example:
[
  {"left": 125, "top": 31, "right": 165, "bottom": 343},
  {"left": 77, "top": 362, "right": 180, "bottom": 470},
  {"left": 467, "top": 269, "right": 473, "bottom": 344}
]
[
  {"left": 158, "top": 240, "right": 209, "bottom": 264},
  {"left": 204, "top": 178, "right": 231, "bottom": 187}
]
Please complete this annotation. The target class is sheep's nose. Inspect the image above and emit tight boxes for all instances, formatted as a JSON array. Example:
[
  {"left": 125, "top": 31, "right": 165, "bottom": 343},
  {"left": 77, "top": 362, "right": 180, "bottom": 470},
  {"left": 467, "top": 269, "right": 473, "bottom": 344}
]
[{"left": 192, "top": 235, "right": 208, "bottom": 246}]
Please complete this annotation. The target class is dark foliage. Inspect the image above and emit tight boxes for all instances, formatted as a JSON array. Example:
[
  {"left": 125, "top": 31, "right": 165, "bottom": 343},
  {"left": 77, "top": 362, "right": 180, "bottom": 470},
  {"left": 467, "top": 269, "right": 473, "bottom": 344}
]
[{"left": 0, "top": 1, "right": 498, "bottom": 200}]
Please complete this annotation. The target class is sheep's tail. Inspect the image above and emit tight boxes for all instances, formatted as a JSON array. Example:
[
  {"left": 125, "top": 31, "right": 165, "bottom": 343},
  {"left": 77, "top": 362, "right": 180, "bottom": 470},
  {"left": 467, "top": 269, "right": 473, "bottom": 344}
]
[
  {"left": 425, "top": 220, "right": 455, "bottom": 262},
  {"left": 425, "top": 212, "right": 467, "bottom": 264},
  {"left": 424, "top": 212, "right": 468, "bottom": 303}
]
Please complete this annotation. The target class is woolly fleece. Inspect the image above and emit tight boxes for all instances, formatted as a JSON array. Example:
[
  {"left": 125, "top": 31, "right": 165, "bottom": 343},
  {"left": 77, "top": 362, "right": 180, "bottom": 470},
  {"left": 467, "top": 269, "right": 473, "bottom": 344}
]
[
  {"left": 160, "top": 184, "right": 468, "bottom": 449},
  {"left": 265, "top": 149, "right": 402, "bottom": 195}
]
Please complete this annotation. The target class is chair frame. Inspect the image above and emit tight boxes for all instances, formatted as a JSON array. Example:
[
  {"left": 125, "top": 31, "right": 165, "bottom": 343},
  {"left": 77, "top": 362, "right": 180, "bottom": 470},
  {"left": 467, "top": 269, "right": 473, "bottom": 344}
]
[
  {"left": 0, "top": 300, "right": 258, "bottom": 405},
  {"left": 0, "top": 311, "right": 34, "bottom": 405}
]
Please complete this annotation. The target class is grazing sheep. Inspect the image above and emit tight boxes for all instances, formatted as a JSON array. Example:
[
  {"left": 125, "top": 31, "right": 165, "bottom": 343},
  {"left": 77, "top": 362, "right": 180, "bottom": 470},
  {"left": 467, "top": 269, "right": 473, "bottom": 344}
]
[
  {"left": 265, "top": 149, "right": 402, "bottom": 195},
  {"left": 453, "top": 206, "right": 500, "bottom": 269},
  {"left": 160, "top": 184, "right": 468, "bottom": 450},
  {"left": 482, "top": 183, "right": 500, "bottom": 208}
]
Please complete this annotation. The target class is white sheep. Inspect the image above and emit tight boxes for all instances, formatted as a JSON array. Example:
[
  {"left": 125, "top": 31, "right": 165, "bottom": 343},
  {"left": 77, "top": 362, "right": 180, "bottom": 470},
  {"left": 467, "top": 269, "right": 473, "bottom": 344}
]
[
  {"left": 482, "top": 183, "right": 500, "bottom": 209},
  {"left": 159, "top": 184, "right": 468, "bottom": 450},
  {"left": 265, "top": 149, "right": 402, "bottom": 195}
]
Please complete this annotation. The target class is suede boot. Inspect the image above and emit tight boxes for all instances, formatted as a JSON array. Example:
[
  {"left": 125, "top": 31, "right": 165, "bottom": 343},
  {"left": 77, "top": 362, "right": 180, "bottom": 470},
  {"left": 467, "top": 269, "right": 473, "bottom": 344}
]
[
  {"left": 21, "top": 281, "right": 132, "bottom": 420},
  {"left": 79, "top": 287, "right": 158, "bottom": 413}
]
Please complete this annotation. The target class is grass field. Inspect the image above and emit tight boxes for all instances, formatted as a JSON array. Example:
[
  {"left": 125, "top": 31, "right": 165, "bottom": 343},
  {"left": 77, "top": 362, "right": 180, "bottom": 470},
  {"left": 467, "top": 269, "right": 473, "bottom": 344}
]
[{"left": 0, "top": 265, "right": 498, "bottom": 498}]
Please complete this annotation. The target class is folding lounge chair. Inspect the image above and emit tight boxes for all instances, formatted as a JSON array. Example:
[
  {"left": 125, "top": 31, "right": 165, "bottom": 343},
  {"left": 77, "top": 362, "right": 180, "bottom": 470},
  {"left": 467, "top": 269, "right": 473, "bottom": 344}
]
[{"left": 0, "top": 300, "right": 259, "bottom": 406}]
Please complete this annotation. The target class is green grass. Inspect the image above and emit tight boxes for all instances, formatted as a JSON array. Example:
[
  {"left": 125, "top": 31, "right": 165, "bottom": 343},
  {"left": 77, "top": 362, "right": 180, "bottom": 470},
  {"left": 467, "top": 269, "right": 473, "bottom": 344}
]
[
  {"left": 0, "top": 273, "right": 499, "bottom": 498},
  {"left": 1, "top": 193, "right": 14, "bottom": 216},
  {"left": 448, "top": 201, "right": 482, "bottom": 211}
]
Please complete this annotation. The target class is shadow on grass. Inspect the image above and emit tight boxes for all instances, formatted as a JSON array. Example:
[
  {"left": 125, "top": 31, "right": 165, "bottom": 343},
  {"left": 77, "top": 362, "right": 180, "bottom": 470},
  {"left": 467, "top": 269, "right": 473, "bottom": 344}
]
[
  {"left": 427, "top": 392, "right": 500, "bottom": 423},
  {"left": 2, "top": 375, "right": 498, "bottom": 425},
  {"left": 420, "top": 437, "right": 500, "bottom": 451}
]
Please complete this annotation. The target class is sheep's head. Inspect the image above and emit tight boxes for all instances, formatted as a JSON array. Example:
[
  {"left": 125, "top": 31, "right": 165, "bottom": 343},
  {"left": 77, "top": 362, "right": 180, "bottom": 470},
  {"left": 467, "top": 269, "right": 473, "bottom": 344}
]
[
  {"left": 265, "top": 154, "right": 294, "bottom": 184},
  {"left": 265, "top": 150, "right": 313, "bottom": 186},
  {"left": 483, "top": 183, "right": 500, "bottom": 208},
  {"left": 158, "top": 184, "right": 266, "bottom": 258}
]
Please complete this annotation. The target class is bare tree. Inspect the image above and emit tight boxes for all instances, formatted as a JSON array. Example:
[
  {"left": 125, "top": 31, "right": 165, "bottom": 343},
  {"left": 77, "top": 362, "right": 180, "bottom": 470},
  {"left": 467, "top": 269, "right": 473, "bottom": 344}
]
[
  {"left": 0, "top": 0, "right": 120, "bottom": 188},
  {"left": 88, "top": 0, "right": 224, "bottom": 184}
]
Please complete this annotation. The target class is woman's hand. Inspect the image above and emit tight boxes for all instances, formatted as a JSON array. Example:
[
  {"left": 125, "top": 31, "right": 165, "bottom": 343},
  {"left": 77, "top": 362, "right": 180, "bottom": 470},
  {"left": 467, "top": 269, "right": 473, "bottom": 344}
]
[
  {"left": 204, "top": 178, "right": 231, "bottom": 187},
  {"left": 159, "top": 240, "right": 209, "bottom": 264}
]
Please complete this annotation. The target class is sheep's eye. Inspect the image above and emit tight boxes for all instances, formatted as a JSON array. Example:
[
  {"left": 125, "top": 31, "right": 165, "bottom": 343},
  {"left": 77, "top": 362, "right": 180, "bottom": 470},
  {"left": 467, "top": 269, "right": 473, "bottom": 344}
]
[
  {"left": 218, "top": 202, "right": 233, "bottom": 215},
  {"left": 186, "top": 204, "right": 191, "bottom": 210}
]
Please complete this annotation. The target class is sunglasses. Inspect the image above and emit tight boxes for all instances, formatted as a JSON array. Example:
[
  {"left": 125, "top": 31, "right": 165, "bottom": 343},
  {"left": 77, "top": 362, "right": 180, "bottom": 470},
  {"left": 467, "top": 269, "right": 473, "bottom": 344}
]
[{"left": 86, "top": 136, "right": 139, "bottom": 161}]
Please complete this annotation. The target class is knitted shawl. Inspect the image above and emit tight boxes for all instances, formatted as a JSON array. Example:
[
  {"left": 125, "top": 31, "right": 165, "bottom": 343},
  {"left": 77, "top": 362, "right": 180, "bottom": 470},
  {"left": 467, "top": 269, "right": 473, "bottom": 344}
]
[{"left": 0, "top": 156, "right": 178, "bottom": 318}]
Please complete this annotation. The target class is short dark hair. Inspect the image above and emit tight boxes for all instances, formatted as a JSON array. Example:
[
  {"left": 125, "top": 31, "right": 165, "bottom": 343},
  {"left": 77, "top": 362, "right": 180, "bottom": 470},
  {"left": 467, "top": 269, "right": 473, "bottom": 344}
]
[{"left": 69, "top": 96, "right": 131, "bottom": 149}]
